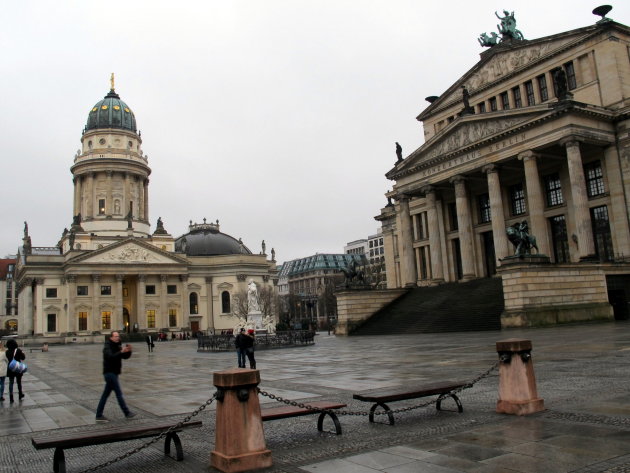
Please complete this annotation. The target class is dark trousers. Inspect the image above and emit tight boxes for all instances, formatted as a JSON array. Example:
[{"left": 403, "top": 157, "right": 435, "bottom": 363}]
[
  {"left": 96, "top": 372, "right": 130, "bottom": 417},
  {"left": 245, "top": 347, "right": 256, "bottom": 369},
  {"left": 8, "top": 374, "right": 23, "bottom": 398},
  {"left": 237, "top": 348, "right": 246, "bottom": 368}
]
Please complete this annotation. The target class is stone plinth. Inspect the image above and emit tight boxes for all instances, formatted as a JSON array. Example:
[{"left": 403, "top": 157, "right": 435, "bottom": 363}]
[
  {"left": 210, "top": 369, "right": 272, "bottom": 472},
  {"left": 496, "top": 339, "right": 545, "bottom": 415}
]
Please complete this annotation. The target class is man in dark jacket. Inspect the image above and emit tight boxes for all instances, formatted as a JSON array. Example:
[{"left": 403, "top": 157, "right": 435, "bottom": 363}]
[
  {"left": 95, "top": 331, "right": 135, "bottom": 422},
  {"left": 234, "top": 328, "right": 246, "bottom": 368}
]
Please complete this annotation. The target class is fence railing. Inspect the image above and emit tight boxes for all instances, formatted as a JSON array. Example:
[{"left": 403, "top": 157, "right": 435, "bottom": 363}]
[{"left": 197, "top": 330, "right": 316, "bottom": 352}]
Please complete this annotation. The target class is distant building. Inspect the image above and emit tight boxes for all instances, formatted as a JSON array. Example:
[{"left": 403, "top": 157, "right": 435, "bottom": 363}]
[
  {"left": 345, "top": 229, "right": 387, "bottom": 287},
  {"left": 344, "top": 239, "right": 367, "bottom": 255},
  {"left": 0, "top": 258, "right": 17, "bottom": 331}
]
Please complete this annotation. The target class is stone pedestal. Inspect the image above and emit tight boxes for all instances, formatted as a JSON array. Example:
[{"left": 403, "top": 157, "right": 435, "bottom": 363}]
[
  {"left": 496, "top": 339, "right": 545, "bottom": 415},
  {"left": 247, "top": 311, "right": 263, "bottom": 330},
  {"left": 210, "top": 369, "right": 272, "bottom": 472}
]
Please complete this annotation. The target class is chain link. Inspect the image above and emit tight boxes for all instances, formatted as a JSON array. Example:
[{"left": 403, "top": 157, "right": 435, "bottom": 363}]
[
  {"left": 258, "top": 361, "right": 499, "bottom": 418},
  {"left": 79, "top": 392, "right": 217, "bottom": 473}
]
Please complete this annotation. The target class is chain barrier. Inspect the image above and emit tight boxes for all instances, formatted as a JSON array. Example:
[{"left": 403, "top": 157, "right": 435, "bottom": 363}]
[
  {"left": 258, "top": 361, "right": 499, "bottom": 418},
  {"left": 79, "top": 392, "right": 217, "bottom": 473}
]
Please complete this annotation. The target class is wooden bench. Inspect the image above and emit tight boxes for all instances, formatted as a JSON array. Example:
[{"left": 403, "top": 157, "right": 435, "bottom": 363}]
[
  {"left": 31, "top": 420, "right": 202, "bottom": 473},
  {"left": 29, "top": 345, "right": 47, "bottom": 353},
  {"left": 261, "top": 401, "right": 347, "bottom": 435},
  {"left": 353, "top": 381, "right": 468, "bottom": 425}
]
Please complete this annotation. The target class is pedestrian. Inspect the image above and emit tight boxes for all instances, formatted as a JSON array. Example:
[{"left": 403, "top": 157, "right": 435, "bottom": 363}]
[
  {"left": 95, "top": 331, "right": 136, "bottom": 422},
  {"left": 234, "top": 328, "right": 246, "bottom": 368},
  {"left": 5, "top": 339, "right": 25, "bottom": 403},
  {"left": 145, "top": 334, "right": 154, "bottom": 352},
  {"left": 242, "top": 329, "right": 256, "bottom": 369},
  {"left": 0, "top": 341, "right": 7, "bottom": 402}
]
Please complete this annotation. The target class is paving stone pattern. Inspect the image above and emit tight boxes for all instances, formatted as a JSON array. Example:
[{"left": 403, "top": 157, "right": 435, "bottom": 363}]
[{"left": 0, "top": 322, "right": 629, "bottom": 472}]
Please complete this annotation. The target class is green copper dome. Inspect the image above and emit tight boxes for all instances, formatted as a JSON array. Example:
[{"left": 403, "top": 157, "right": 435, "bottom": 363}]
[{"left": 85, "top": 89, "right": 137, "bottom": 133}]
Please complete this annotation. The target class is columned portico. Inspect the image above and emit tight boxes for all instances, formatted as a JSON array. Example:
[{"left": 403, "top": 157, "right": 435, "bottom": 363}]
[
  {"left": 603, "top": 145, "right": 630, "bottom": 256},
  {"left": 450, "top": 176, "right": 476, "bottom": 280},
  {"left": 483, "top": 165, "right": 510, "bottom": 262},
  {"left": 519, "top": 151, "right": 552, "bottom": 257},
  {"left": 422, "top": 186, "right": 444, "bottom": 282},
  {"left": 398, "top": 196, "right": 417, "bottom": 286}
]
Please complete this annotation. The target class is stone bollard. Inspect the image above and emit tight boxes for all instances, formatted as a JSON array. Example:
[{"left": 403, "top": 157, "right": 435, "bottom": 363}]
[
  {"left": 496, "top": 339, "right": 544, "bottom": 415},
  {"left": 210, "top": 369, "right": 272, "bottom": 473},
  {"left": 42, "top": 343, "right": 49, "bottom": 352}
]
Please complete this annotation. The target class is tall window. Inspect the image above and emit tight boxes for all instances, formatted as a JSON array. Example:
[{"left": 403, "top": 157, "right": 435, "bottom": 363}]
[
  {"left": 537, "top": 74, "right": 548, "bottom": 101},
  {"left": 478, "top": 102, "right": 486, "bottom": 113},
  {"left": 510, "top": 183, "right": 526, "bottom": 216},
  {"left": 77, "top": 285, "right": 88, "bottom": 296},
  {"left": 564, "top": 61, "right": 577, "bottom": 89},
  {"left": 549, "top": 215, "right": 570, "bottom": 263},
  {"left": 591, "top": 206, "right": 613, "bottom": 261},
  {"left": 101, "top": 311, "right": 111, "bottom": 330},
  {"left": 585, "top": 161, "right": 605, "bottom": 197},
  {"left": 78, "top": 312, "right": 88, "bottom": 331},
  {"left": 98, "top": 199, "right": 106, "bottom": 215},
  {"left": 500, "top": 91, "right": 510, "bottom": 110},
  {"left": 525, "top": 81, "right": 535, "bottom": 105},
  {"left": 512, "top": 87, "right": 522, "bottom": 108},
  {"left": 221, "top": 291, "right": 231, "bottom": 313},
  {"left": 169, "top": 309, "right": 177, "bottom": 327},
  {"left": 101, "top": 286, "right": 111, "bottom": 296},
  {"left": 189, "top": 292, "right": 198, "bottom": 314},
  {"left": 47, "top": 314, "right": 56, "bottom": 332},
  {"left": 545, "top": 173, "right": 564, "bottom": 206},
  {"left": 146, "top": 310, "right": 156, "bottom": 328},
  {"left": 478, "top": 194, "right": 491, "bottom": 223},
  {"left": 489, "top": 97, "right": 498, "bottom": 111}
]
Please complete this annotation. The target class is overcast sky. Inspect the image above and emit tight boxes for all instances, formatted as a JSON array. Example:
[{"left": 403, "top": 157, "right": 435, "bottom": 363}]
[{"left": 2, "top": 1, "right": 628, "bottom": 263}]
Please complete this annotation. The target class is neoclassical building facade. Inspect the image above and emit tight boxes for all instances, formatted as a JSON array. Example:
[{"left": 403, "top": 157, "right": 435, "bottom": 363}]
[
  {"left": 377, "top": 10, "right": 630, "bottom": 326},
  {"left": 14, "top": 83, "right": 277, "bottom": 338}
]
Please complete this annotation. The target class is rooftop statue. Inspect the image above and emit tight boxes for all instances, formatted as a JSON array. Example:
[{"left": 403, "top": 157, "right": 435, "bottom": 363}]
[
  {"left": 478, "top": 32, "right": 499, "bottom": 47},
  {"left": 506, "top": 221, "right": 539, "bottom": 257},
  {"left": 496, "top": 10, "right": 524, "bottom": 41},
  {"left": 553, "top": 68, "right": 570, "bottom": 100},
  {"left": 395, "top": 142, "right": 403, "bottom": 162}
]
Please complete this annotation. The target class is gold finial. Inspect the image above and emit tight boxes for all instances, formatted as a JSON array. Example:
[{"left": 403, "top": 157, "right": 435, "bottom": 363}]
[{"left": 110, "top": 73, "right": 115, "bottom": 91}]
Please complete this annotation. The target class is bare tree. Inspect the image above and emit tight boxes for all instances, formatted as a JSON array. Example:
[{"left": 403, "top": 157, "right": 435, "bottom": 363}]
[
  {"left": 232, "top": 289, "right": 248, "bottom": 318},
  {"left": 258, "top": 285, "right": 278, "bottom": 319}
]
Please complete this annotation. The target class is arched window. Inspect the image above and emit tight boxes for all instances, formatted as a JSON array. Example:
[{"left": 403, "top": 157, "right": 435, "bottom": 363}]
[
  {"left": 221, "top": 291, "right": 230, "bottom": 314},
  {"left": 189, "top": 292, "right": 198, "bottom": 314}
]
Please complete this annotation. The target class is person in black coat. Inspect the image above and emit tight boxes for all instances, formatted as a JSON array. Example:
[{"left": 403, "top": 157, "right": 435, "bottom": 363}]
[
  {"left": 234, "top": 328, "right": 246, "bottom": 368},
  {"left": 5, "top": 339, "right": 25, "bottom": 403},
  {"left": 242, "top": 329, "right": 256, "bottom": 369},
  {"left": 95, "top": 331, "right": 135, "bottom": 422}
]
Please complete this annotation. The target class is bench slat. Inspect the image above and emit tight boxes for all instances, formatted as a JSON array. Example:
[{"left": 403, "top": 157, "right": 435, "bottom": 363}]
[
  {"left": 353, "top": 381, "right": 466, "bottom": 403},
  {"left": 261, "top": 402, "right": 346, "bottom": 421}
]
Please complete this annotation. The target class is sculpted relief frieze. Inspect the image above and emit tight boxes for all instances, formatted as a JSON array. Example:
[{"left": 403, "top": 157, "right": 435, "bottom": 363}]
[{"left": 89, "top": 246, "right": 161, "bottom": 263}]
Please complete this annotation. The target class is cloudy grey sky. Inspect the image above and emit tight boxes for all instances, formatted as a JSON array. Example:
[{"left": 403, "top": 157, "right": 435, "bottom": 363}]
[{"left": 2, "top": 1, "right": 628, "bottom": 263}]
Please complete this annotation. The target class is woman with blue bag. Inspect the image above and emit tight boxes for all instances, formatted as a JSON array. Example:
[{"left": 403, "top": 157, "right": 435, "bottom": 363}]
[
  {"left": 5, "top": 339, "right": 26, "bottom": 403},
  {"left": 0, "top": 341, "right": 7, "bottom": 401}
]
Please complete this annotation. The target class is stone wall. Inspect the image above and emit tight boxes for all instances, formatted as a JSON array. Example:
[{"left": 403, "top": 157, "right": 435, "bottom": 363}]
[
  {"left": 335, "top": 288, "right": 407, "bottom": 335},
  {"left": 499, "top": 262, "right": 614, "bottom": 327}
]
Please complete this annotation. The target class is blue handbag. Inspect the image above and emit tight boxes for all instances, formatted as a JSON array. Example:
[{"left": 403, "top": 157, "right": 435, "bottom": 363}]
[{"left": 8, "top": 349, "right": 27, "bottom": 374}]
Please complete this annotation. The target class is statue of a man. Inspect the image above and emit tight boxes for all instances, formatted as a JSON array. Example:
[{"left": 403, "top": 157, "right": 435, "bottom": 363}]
[
  {"left": 395, "top": 142, "right": 403, "bottom": 162},
  {"left": 261, "top": 240, "right": 266, "bottom": 255},
  {"left": 247, "top": 279, "right": 260, "bottom": 312}
]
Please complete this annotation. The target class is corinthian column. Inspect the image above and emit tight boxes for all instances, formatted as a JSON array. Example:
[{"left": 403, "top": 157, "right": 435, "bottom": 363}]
[
  {"left": 563, "top": 139, "right": 595, "bottom": 259},
  {"left": 519, "top": 151, "right": 551, "bottom": 256},
  {"left": 450, "top": 176, "right": 476, "bottom": 280},
  {"left": 422, "top": 186, "right": 443, "bottom": 282},
  {"left": 604, "top": 145, "right": 630, "bottom": 257},
  {"left": 483, "top": 165, "right": 510, "bottom": 262},
  {"left": 398, "top": 195, "right": 417, "bottom": 286}
]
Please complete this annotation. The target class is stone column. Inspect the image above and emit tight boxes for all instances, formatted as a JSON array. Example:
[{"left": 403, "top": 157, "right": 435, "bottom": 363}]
[
  {"left": 604, "top": 145, "right": 630, "bottom": 257},
  {"left": 106, "top": 170, "right": 113, "bottom": 216},
  {"left": 450, "top": 176, "right": 476, "bottom": 279},
  {"left": 125, "top": 173, "right": 132, "bottom": 220},
  {"left": 23, "top": 278, "right": 34, "bottom": 336},
  {"left": 483, "top": 165, "right": 510, "bottom": 262},
  {"left": 398, "top": 195, "right": 417, "bottom": 287},
  {"left": 73, "top": 176, "right": 80, "bottom": 216},
  {"left": 115, "top": 274, "right": 124, "bottom": 332},
  {"left": 180, "top": 275, "right": 189, "bottom": 329},
  {"left": 206, "top": 276, "right": 215, "bottom": 333},
  {"left": 160, "top": 275, "right": 168, "bottom": 329},
  {"left": 519, "top": 151, "right": 551, "bottom": 256},
  {"left": 67, "top": 275, "right": 76, "bottom": 332},
  {"left": 563, "top": 139, "right": 595, "bottom": 259},
  {"left": 137, "top": 275, "right": 146, "bottom": 330},
  {"left": 34, "top": 278, "right": 44, "bottom": 334},
  {"left": 86, "top": 173, "right": 95, "bottom": 218},
  {"left": 143, "top": 179, "right": 149, "bottom": 221},
  {"left": 422, "top": 186, "right": 444, "bottom": 283},
  {"left": 92, "top": 274, "right": 101, "bottom": 331}
]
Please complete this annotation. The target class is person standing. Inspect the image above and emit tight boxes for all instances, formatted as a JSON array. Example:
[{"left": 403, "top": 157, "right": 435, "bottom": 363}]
[
  {"left": 96, "top": 331, "right": 136, "bottom": 422},
  {"left": 5, "top": 339, "right": 25, "bottom": 403},
  {"left": 0, "top": 341, "right": 7, "bottom": 401},
  {"left": 234, "top": 328, "right": 246, "bottom": 368},
  {"left": 242, "top": 329, "right": 256, "bottom": 369},
  {"left": 145, "top": 334, "right": 154, "bottom": 352}
]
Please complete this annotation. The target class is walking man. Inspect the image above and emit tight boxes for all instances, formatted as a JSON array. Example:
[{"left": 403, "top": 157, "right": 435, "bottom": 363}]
[{"left": 96, "top": 331, "right": 136, "bottom": 422}]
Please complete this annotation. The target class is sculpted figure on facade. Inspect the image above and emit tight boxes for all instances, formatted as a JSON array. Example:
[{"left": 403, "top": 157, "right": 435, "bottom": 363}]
[{"left": 247, "top": 279, "right": 260, "bottom": 312}]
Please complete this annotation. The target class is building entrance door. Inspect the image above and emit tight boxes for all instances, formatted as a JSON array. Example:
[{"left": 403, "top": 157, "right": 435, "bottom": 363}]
[{"left": 190, "top": 321, "right": 199, "bottom": 333}]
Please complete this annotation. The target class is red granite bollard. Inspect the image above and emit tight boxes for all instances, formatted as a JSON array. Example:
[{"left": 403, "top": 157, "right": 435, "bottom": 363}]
[
  {"left": 496, "top": 339, "right": 545, "bottom": 415},
  {"left": 210, "top": 369, "right": 272, "bottom": 472}
]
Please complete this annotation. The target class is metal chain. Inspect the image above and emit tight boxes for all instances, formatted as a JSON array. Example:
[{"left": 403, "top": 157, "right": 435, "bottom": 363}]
[
  {"left": 258, "top": 361, "right": 499, "bottom": 418},
  {"left": 79, "top": 392, "right": 217, "bottom": 473}
]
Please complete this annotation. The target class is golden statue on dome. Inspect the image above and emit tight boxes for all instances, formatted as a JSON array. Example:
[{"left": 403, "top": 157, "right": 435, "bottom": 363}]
[{"left": 110, "top": 73, "right": 115, "bottom": 91}]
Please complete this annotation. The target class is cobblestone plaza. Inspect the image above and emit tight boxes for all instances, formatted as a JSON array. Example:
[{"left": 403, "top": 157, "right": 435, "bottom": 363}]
[{"left": 1, "top": 323, "right": 630, "bottom": 472}]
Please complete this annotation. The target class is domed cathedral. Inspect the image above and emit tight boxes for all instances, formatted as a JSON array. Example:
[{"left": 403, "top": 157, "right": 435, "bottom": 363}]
[{"left": 14, "top": 77, "right": 278, "bottom": 340}]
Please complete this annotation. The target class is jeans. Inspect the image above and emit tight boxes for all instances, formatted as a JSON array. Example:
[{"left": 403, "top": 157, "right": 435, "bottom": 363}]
[
  {"left": 8, "top": 374, "right": 22, "bottom": 398},
  {"left": 237, "top": 348, "right": 246, "bottom": 368},
  {"left": 0, "top": 376, "right": 4, "bottom": 398},
  {"left": 245, "top": 347, "right": 256, "bottom": 369},
  {"left": 96, "top": 372, "right": 130, "bottom": 417}
]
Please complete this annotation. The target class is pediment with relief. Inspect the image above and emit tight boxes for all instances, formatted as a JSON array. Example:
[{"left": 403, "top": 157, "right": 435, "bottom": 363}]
[{"left": 78, "top": 242, "right": 184, "bottom": 265}]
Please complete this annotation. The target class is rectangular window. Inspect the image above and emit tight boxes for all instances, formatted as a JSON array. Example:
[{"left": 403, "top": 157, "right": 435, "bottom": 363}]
[
  {"left": 448, "top": 202, "right": 458, "bottom": 231},
  {"left": 147, "top": 310, "right": 156, "bottom": 328},
  {"left": 98, "top": 199, "right": 106, "bottom": 215},
  {"left": 169, "top": 309, "right": 177, "bottom": 327},
  {"left": 585, "top": 161, "right": 605, "bottom": 197},
  {"left": 512, "top": 87, "right": 522, "bottom": 108},
  {"left": 167, "top": 285, "right": 177, "bottom": 294},
  {"left": 379, "top": 238, "right": 383, "bottom": 245},
  {"left": 101, "top": 311, "right": 111, "bottom": 330},
  {"left": 145, "top": 285, "right": 156, "bottom": 295},
  {"left": 591, "top": 206, "right": 614, "bottom": 261},
  {"left": 46, "top": 288, "right": 57, "bottom": 298},
  {"left": 524, "top": 81, "right": 535, "bottom": 105},
  {"left": 500, "top": 91, "right": 510, "bottom": 110},
  {"left": 447, "top": 116, "right": 454, "bottom": 123},
  {"left": 545, "top": 173, "right": 564, "bottom": 206},
  {"left": 537, "top": 75, "right": 548, "bottom": 101},
  {"left": 478, "top": 102, "right": 486, "bottom": 113},
  {"left": 510, "top": 183, "right": 527, "bottom": 216},
  {"left": 78, "top": 311, "right": 88, "bottom": 331},
  {"left": 478, "top": 194, "right": 491, "bottom": 223},
  {"left": 101, "top": 286, "right": 111, "bottom": 296},
  {"left": 489, "top": 97, "right": 498, "bottom": 111},
  {"left": 77, "top": 285, "right": 88, "bottom": 296},
  {"left": 564, "top": 61, "right": 577, "bottom": 89},
  {"left": 549, "top": 215, "right": 570, "bottom": 263},
  {"left": 47, "top": 314, "right": 56, "bottom": 332}
]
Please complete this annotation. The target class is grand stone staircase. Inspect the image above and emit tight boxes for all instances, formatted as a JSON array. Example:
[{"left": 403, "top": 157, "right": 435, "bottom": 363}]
[{"left": 351, "top": 277, "right": 504, "bottom": 335}]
